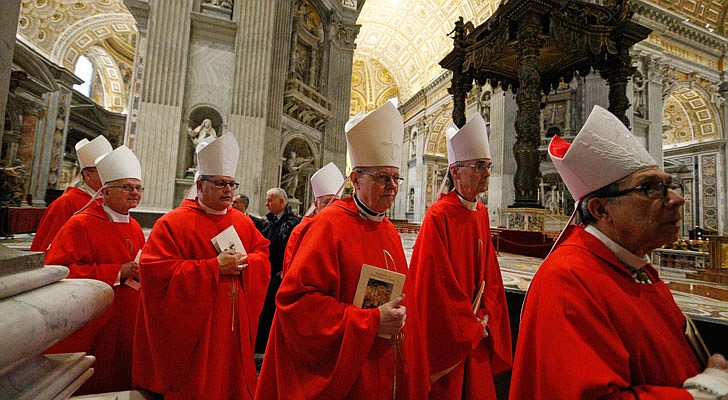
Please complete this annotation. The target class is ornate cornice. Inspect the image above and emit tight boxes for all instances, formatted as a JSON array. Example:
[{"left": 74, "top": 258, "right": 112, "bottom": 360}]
[{"left": 631, "top": 0, "right": 728, "bottom": 54}]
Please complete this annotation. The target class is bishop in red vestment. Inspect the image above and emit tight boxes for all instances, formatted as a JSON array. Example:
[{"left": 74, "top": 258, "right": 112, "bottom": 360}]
[
  {"left": 45, "top": 145, "right": 144, "bottom": 394},
  {"left": 133, "top": 133, "right": 271, "bottom": 400},
  {"left": 411, "top": 115, "right": 511, "bottom": 399},
  {"left": 512, "top": 106, "right": 728, "bottom": 399},
  {"left": 257, "top": 102, "right": 428, "bottom": 399},
  {"left": 32, "top": 135, "right": 112, "bottom": 252}
]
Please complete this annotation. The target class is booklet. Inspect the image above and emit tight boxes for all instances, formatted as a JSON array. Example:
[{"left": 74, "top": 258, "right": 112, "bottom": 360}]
[
  {"left": 352, "top": 264, "right": 406, "bottom": 309},
  {"left": 211, "top": 225, "right": 246, "bottom": 255},
  {"left": 124, "top": 249, "right": 142, "bottom": 291}
]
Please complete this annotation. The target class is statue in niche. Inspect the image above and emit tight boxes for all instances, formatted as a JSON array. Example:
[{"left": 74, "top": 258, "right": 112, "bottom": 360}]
[
  {"left": 204, "top": 0, "right": 233, "bottom": 9},
  {"left": 0, "top": 160, "right": 26, "bottom": 206},
  {"left": 293, "top": 45, "right": 309, "bottom": 82},
  {"left": 187, "top": 119, "right": 217, "bottom": 169},
  {"left": 632, "top": 70, "right": 646, "bottom": 118},
  {"left": 281, "top": 151, "right": 314, "bottom": 199},
  {"left": 479, "top": 90, "right": 492, "bottom": 124}
]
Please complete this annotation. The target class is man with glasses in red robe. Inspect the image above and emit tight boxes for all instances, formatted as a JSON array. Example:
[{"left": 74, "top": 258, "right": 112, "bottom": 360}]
[
  {"left": 133, "top": 133, "right": 270, "bottom": 400},
  {"left": 510, "top": 105, "right": 728, "bottom": 399},
  {"left": 256, "top": 101, "right": 428, "bottom": 399},
  {"left": 45, "top": 145, "right": 144, "bottom": 393},
  {"left": 410, "top": 114, "right": 512, "bottom": 399}
]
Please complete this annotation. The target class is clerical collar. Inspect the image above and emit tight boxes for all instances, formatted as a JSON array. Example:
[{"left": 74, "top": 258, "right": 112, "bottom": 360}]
[
  {"left": 198, "top": 199, "right": 228, "bottom": 215},
  {"left": 455, "top": 190, "right": 478, "bottom": 211},
  {"left": 353, "top": 195, "right": 385, "bottom": 222},
  {"left": 81, "top": 183, "right": 97, "bottom": 197},
  {"left": 102, "top": 204, "right": 130, "bottom": 223},
  {"left": 584, "top": 225, "right": 653, "bottom": 284}
]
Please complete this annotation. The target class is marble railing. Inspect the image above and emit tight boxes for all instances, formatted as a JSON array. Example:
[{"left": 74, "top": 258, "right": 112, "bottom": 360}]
[{"left": 0, "top": 244, "right": 113, "bottom": 400}]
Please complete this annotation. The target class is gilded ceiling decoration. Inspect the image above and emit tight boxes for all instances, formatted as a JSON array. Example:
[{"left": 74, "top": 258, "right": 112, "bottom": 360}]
[
  {"left": 663, "top": 86, "right": 720, "bottom": 147},
  {"left": 17, "top": 0, "right": 136, "bottom": 69},
  {"left": 355, "top": 0, "right": 500, "bottom": 100},
  {"left": 350, "top": 58, "right": 400, "bottom": 115}
]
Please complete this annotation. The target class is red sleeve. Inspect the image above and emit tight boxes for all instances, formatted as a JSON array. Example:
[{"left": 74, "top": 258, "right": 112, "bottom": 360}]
[
  {"left": 45, "top": 217, "right": 121, "bottom": 286},
  {"left": 481, "top": 234, "right": 513, "bottom": 375}
]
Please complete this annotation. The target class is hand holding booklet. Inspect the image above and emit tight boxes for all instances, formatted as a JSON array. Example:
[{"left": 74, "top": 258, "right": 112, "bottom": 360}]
[
  {"left": 124, "top": 249, "right": 142, "bottom": 290},
  {"left": 211, "top": 225, "right": 246, "bottom": 255},
  {"left": 352, "top": 264, "right": 406, "bottom": 309}
]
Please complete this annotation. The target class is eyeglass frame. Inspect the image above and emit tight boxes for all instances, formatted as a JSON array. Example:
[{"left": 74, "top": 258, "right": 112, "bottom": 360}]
[
  {"left": 201, "top": 178, "right": 240, "bottom": 190},
  {"left": 356, "top": 171, "right": 405, "bottom": 186},
  {"left": 603, "top": 181, "right": 684, "bottom": 200},
  {"left": 454, "top": 160, "right": 492, "bottom": 172},
  {"left": 107, "top": 184, "right": 145, "bottom": 193}
]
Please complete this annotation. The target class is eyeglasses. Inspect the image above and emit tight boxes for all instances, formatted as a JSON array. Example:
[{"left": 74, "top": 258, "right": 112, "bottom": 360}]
[
  {"left": 358, "top": 171, "right": 404, "bottom": 186},
  {"left": 108, "top": 185, "right": 145, "bottom": 193},
  {"left": 456, "top": 161, "right": 491, "bottom": 172},
  {"left": 203, "top": 178, "right": 240, "bottom": 190},
  {"left": 605, "top": 182, "right": 684, "bottom": 200}
]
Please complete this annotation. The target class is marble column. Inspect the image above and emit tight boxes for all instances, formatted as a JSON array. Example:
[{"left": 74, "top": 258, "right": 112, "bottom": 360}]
[
  {"left": 489, "top": 87, "right": 517, "bottom": 226},
  {"left": 230, "top": 1, "right": 277, "bottom": 207},
  {"left": 17, "top": 104, "right": 41, "bottom": 203},
  {"left": 122, "top": 0, "right": 149, "bottom": 150},
  {"left": 29, "top": 91, "right": 58, "bottom": 206},
  {"left": 323, "top": 14, "right": 360, "bottom": 170},
  {"left": 645, "top": 57, "right": 664, "bottom": 166},
  {"left": 0, "top": 0, "right": 21, "bottom": 124},
  {"left": 130, "top": 0, "right": 191, "bottom": 211}
]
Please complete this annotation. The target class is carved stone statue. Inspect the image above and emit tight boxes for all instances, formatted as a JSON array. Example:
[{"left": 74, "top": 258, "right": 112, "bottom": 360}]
[
  {"left": 0, "top": 162, "right": 26, "bottom": 207},
  {"left": 204, "top": 0, "right": 233, "bottom": 9},
  {"left": 187, "top": 119, "right": 217, "bottom": 169},
  {"left": 281, "top": 151, "right": 314, "bottom": 199}
]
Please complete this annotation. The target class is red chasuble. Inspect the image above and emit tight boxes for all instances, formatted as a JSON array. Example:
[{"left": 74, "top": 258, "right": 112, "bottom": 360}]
[
  {"left": 44, "top": 201, "right": 144, "bottom": 394},
  {"left": 133, "top": 200, "right": 270, "bottom": 400},
  {"left": 31, "top": 187, "right": 93, "bottom": 252},
  {"left": 281, "top": 215, "right": 311, "bottom": 277},
  {"left": 410, "top": 190, "right": 512, "bottom": 399},
  {"left": 510, "top": 226, "right": 702, "bottom": 400},
  {"left": 255, "top": 197, "right": 429, "bottom": 399}
]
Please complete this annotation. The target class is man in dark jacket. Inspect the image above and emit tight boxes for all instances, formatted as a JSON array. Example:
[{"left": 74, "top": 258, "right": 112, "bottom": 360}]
[{"left": 255, "top": 187, "right": 301, "bottom": 356}]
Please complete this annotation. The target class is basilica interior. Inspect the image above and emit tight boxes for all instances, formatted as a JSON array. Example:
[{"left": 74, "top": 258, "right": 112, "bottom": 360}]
[{"left": 1, "top": 0, "right": 728, "bottom": 398}]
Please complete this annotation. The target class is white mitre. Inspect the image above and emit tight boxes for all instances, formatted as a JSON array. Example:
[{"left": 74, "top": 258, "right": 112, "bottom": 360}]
[
  {"left": 197, "top": 133, "right": 239, "bottom": 177},
  {"left": 95, "top": 146, "right": 142, "bottom": 185},
  {"left": 76, "top": 135, "right": 113, "bottom": 169},
  {"left": 447, "top": 114, "right": 491, "bottom": 165},
  {"left": 310, "top": 162, "right": 344, "bottom": 198},
  {"left": 549, "top": 105, "right": 657, "bottom": 201},
  {"left": 345, "top": 101, "right": 403, "bottom": 168}
]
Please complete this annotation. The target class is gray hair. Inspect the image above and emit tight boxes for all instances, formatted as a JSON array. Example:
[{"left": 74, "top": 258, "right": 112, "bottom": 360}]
[
  {"left": 578, "top": 178, "right": 625, "bottom": 225},
  {"left": 266, "top": 187, "right": 288, "bottom": 203}
]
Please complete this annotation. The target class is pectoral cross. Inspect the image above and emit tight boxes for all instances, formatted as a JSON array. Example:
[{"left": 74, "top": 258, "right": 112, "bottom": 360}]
[{"left": 227, "top": 279, "right": 238, "bottom": 332}]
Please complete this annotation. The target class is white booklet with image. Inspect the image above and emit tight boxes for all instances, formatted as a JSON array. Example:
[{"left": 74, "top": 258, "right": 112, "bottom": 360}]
[{"left": 211, "top": 225, "right": 246, "bottom": 255}]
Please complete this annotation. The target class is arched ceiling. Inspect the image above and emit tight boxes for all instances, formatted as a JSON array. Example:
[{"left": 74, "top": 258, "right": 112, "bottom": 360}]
[
  {"left": 354, "top": 0, "right": 501, "bottom": 100},
  {"left": 17, "top": 0, "right": 136, "bottom": 69},
  {"left": 663, "top": 86, "right": 720, "bottom": 147}
]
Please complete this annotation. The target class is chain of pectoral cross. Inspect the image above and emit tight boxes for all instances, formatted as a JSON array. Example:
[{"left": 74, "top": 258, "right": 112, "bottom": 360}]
[{"left": 227, "top": 279, "right": 238, "bottom": 332}]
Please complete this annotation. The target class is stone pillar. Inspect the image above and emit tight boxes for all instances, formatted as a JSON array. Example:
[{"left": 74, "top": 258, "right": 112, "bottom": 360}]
[
  {"left": 17, "top": 104, "right": 41, "bottom": 202},
  {"left": 489, "top": 87, "right": 517, "bottom": 226},
  {"left": 323, "top": 14, "right": 359, "bottom": 170},
  {"left": 29, "top": 91, "right": 59, "bottom": 206},
  {"left": 0, "top": 0, "right": 21, "bottom": 124},
  {"left": 645, "top": 56, "right": 665, "bottom": 166},
  {"left": 123, "top": 0, "right": 150, "bottom": 150},
  {"left": 511, "top": 13, "right": 543, "bottom": 208},
  {"left": 582, "top": 72, "right": 610, "bottom": 117},
  {"left": 229, "top": 1, "right": 278, "bottom": 208},
  {"left": 132, "top": 0, "right": 191, "bottom": 211},
  {"left": 414, "top": 116, "right": 430, "bottom": 221}
]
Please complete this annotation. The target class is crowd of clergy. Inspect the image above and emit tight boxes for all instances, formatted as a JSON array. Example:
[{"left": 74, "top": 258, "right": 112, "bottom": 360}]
[{"left": 31, "top": 101, "right": 728, "bottom": 399}]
